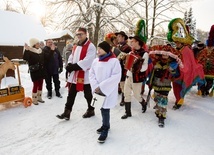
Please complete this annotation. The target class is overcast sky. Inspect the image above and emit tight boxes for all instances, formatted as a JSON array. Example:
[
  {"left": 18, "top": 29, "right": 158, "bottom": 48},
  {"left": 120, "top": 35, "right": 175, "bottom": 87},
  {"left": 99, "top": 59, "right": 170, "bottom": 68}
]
[
  {"left": 0, "top": 0, "right": 213, "bottom": 32},
  {"left": 190, "top": 0, "right": 214, "bottom": 31}
]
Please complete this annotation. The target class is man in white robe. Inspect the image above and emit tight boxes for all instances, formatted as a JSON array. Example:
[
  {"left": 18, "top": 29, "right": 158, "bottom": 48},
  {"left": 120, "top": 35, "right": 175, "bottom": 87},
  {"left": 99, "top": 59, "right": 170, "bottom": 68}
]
[{"left": 56, "top": 27, "right": 96, "bottom": 120}]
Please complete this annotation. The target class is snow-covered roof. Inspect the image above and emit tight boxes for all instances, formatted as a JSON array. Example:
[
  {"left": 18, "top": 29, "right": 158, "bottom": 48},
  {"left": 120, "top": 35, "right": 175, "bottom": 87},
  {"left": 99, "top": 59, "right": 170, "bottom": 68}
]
[
  {"left": 0, "top": 10, "right": 47, "bottom": 46},
  {"left": 45, "top": 29, "right": 74, "bottom": 40}
]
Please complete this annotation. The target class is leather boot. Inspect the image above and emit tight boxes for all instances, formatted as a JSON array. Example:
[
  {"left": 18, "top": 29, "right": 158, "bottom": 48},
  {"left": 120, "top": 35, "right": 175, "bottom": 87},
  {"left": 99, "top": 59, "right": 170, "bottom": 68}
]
[
  {"left": 37, "top": 90, "right": 45, "bottom": 103},
  {"left": 82, "top": 108, "right": 95, "bottom": 118},
  {"left": 56, "top": 108, "right": 71, "bottom": 120},
  {"left": 121, "top": 102, "right": 132, "bottom": 119},
  {"left": 140, "top": 99, "right": 147, "bottom": 113},
  {"left": 120, "top": 93, "right": 125, "bottom": 106}
]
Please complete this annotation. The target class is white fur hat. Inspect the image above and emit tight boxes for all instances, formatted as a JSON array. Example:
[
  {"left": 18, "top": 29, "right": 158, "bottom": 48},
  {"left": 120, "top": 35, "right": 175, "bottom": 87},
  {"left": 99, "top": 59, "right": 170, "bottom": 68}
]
[{"left": 29, "top": 38, "right": 39, "bottom": 47}]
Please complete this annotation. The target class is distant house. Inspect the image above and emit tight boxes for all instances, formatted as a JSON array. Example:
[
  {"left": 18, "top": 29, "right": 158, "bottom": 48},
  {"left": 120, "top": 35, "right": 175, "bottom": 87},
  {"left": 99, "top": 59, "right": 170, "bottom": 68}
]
[
  {"left": 0, "top": 10, "right": 46, "bottom": 77},
  {"left": 45, "top": 30, "right": 74, "bottom": 55}
]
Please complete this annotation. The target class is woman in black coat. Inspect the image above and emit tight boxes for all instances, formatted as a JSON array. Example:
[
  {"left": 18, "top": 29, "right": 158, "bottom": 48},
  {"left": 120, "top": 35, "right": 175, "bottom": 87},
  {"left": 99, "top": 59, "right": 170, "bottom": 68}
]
[{"left": 23, "top": 38, "right": 45, "bottom": 105}]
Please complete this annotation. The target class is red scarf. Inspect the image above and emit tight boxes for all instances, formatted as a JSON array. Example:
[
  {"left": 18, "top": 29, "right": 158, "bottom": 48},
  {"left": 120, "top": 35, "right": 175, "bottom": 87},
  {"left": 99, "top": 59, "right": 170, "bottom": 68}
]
[{"left": 76, "top": 41, "right": 90, "bottom": 91}]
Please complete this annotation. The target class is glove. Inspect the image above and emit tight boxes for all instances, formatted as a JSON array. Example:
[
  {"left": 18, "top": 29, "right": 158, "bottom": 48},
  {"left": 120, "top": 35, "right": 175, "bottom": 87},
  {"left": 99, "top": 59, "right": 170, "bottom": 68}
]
[
  {"left": 66, "top": 63, "right": 82, "bottom": 73},
  {"left": 58, "top": 67, "right": 63, "bottom": 73}
]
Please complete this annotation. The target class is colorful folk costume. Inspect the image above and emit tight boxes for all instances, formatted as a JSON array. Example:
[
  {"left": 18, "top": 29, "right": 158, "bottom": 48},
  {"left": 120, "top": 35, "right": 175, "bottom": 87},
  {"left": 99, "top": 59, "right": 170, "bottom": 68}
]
[
  {"left": 196, "top": 25, "right": 214, "bottom": 97},
  {"left": 121, "top": 19, "right": 149, "bottom": 119},
  {"left": 104, "top": 33, "right": 121, "bottom": 57},
  {"left": 148, "top": 46, "right": 183, "bottom": 127},
  {"left": 167, "top": 18, "right": 205, "bottom": 109},
  {"left": 115, "top": 31, "right": 132, "bottom": 106}
]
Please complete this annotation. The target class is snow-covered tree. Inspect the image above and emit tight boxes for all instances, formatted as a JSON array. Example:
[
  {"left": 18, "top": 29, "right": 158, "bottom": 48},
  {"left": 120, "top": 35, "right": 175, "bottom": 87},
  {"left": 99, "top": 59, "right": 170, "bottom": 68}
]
[{"left": 184, "top": 7, "right": 197, "bottom": 40}]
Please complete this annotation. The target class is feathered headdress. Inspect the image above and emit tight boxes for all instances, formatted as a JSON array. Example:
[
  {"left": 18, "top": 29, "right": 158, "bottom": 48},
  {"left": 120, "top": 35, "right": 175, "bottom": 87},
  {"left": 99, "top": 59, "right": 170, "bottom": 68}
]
[
  {"left": 104, "top": 33, "right": 117, "bottom": 45},
  {"left": 167, "top": 18, "right": 193, "bottom": 45},
  {"left": 134, "top": 19, "right": 147, "bottom": 43}
]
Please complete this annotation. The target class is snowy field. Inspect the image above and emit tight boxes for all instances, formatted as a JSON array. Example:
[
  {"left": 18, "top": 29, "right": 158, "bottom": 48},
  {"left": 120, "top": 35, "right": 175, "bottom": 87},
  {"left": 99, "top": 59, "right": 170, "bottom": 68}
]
[{"left": 0, "top": 64, "right": 214, "bottom": 155}]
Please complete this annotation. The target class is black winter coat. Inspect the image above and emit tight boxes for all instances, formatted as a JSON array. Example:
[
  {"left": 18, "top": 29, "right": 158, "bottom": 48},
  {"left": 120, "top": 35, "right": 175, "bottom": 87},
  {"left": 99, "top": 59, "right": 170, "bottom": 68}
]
[
  {"left": 43, "top": 46, "right": 63, "bottom": 75},
  {"left": 23, "top": 48, "right": 45, "bottom": 82}
]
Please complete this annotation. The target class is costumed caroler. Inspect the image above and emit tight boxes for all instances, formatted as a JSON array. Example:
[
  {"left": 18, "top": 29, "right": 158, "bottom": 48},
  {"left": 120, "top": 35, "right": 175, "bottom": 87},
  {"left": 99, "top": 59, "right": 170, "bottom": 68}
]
[
  {"left": 89, "top": 41, "right": 121, "bottom": 143},
  {"left": 167, "top": 18, "right": 205, "bottom": 109},
  {"left": 115, "top": 31, "right": 132, "bottom": 106},
  {"left": 196, "top": 25, "right": 214, "bottom": 97},
  {"left": 121, "top": 19, "right": 149, "bottom": 119},
  {"left": 148, "top": 46, "right": 183, "bottom": 127},
  {"left": 23, "top": 38, "right": 46, "bottom": 105},
  {"left": 104, "top": 32, "right": 121, "bottom": 57}
]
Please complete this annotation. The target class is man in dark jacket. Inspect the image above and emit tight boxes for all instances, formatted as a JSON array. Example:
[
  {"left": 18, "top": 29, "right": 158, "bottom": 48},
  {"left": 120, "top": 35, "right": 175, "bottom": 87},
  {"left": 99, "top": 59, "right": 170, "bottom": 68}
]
[{"left": 43, "top": 39, "right": 63, "bottom": 99}]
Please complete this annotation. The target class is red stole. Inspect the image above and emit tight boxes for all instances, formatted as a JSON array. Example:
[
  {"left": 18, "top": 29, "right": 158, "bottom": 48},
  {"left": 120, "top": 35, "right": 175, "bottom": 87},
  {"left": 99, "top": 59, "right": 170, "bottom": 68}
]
[{"left": 76, "top": 41, "right": 90, "bottom": 91}]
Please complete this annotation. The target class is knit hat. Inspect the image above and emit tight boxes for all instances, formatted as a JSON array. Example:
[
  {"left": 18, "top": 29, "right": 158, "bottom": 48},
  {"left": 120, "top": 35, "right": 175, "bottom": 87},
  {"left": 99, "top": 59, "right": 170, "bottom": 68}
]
[
  {"left": 98, "top": 41, "right": 111, "bottom": 53},
  {"left": 29, "top": 38, "right": 39, "bottom": 47}
]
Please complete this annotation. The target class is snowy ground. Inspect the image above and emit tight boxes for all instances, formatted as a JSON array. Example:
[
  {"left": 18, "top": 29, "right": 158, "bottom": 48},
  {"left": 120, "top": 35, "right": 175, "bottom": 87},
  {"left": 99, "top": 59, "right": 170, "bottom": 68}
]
[{"left": 0, "top": 64, "right": 214, "bottom": 155}]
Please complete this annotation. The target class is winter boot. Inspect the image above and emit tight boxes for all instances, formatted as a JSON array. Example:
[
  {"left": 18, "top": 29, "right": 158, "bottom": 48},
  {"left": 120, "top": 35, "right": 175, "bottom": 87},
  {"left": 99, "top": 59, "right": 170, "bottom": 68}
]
[
  {"left": 56, "top": 108, "right": 71, "bottom": 120},
  {"left": 97, "top": 126, "right": 109, "bottom": 143},
  {"left": 119, "top": 93, "right": 125, "bottom": 106},
  {"left": 97, "top": 126, "right": 110, "bottom": 134},
  {"left": 37, "top": 90, "right": 45, "bottom": 103},
  {"left": 172, "top": 103, "right": 181, "bottom": 110},
  {"left": 121, "top": 102, "right": 132, "bottom": 119},
  {"left": 82, "top": 108, "right": 95, "bottom": 118},
  {"left": 140, "top": 99, "right": 147, "bottom": 113},
  {"left": 56, "top": 90, "right": 62, "bottom": 98},
  {"left": 158, "top": 117, "right": 165, "bottom": 128},
  {"left": 32, "top": 93, "right": 38, "bottom": 105},
  {"left": 47, "top": 91, "right": 52, "bottom": 99}
]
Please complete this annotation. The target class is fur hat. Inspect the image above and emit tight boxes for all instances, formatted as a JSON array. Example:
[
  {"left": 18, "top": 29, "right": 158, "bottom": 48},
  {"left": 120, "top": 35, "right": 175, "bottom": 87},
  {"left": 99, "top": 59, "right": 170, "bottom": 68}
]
[
  {"left": 29, "top": 38, "right": 39, "bottom": 47},
  {"left": 98, "top": 41, "right": 111, "bottom": 53}
]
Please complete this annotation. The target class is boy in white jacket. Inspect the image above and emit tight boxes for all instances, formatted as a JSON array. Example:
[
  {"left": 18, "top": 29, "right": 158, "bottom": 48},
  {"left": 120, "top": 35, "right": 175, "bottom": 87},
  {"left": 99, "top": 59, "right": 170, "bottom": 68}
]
[{"left": 89, "top": 41, "right": 121, "bottom": 143}]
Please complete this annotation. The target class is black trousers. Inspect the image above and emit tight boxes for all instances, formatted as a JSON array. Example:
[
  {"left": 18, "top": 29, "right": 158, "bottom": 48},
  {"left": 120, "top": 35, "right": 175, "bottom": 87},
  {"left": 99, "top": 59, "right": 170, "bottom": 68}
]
[
  {"left": 45, "top": 73, "right": 60, "bottom": 92},
  {"left": 65, "top": 84, "right": 93, "bottom": 111}
]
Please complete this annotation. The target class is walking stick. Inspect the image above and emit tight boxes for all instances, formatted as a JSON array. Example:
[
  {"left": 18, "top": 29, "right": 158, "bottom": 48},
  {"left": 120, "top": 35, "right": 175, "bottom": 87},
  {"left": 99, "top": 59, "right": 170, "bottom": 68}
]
[
  {"left": 146, "top": 87, "right": 152, "bottom": 108},
  {"left": 209, "top": 85, "right": 214, "bottom": 97}
]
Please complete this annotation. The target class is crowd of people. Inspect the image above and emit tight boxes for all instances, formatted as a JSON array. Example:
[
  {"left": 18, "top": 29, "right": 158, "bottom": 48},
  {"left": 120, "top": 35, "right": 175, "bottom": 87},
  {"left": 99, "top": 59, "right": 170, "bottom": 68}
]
[{"left": 22, "top": 18, "right": 214, "bottom": 143}]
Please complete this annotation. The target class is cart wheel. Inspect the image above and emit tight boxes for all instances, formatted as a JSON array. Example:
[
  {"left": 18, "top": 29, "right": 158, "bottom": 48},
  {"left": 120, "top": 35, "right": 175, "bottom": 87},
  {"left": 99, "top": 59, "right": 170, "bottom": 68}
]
[{"left": 23, "top": 97, "right": 32, "bottom": 108}]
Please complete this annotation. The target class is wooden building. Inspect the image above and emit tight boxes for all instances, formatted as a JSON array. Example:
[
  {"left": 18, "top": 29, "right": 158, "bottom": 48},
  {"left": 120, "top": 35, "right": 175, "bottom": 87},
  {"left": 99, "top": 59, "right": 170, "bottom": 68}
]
[
  {"left": 0, "top": 10, "right": 46, "bottom": 77},
  {"left": 45, "top": 30, "right": 74, "bottom": 56}
]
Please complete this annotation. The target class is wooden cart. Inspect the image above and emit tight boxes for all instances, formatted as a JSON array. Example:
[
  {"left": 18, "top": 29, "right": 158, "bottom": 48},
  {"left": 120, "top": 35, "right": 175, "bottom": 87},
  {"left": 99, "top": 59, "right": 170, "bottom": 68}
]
[{"left": 0, "top": 59, "right": 32, "bottom": 108}]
